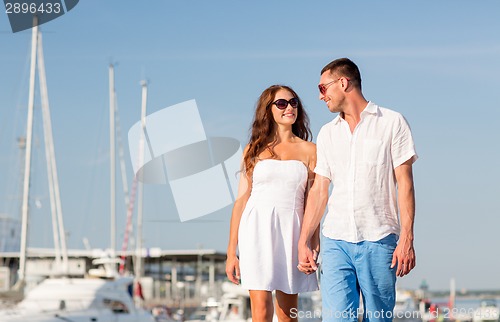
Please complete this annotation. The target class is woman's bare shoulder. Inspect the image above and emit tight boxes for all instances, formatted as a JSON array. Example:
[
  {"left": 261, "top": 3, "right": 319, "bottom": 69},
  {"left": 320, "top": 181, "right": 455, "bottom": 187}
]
[{"left": 301, "top": 140, "right": 316, "bottom": 155}]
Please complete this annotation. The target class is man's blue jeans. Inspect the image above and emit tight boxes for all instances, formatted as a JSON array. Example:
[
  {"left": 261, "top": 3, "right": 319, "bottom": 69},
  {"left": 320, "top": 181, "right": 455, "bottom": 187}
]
[{"left": 320, "top": 234, "right": 397, "bottom": 322}]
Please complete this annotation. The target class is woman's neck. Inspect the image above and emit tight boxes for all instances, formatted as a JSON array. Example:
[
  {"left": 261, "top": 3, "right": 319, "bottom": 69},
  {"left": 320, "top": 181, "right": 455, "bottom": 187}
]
[{"left": 274, "top": 125, "right": 295, "bottom": 143}]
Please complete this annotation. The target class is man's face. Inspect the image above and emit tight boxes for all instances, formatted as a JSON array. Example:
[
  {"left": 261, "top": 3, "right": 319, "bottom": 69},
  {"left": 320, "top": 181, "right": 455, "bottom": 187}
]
[{"left": 318, "top": 72, "right": 344, "bottom": 113}]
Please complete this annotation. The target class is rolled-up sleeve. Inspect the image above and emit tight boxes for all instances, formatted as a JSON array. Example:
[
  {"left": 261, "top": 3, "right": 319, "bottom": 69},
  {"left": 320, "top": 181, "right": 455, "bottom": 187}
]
[
  {"left": 314, "top": 127, "right": 332, "bottom": 180},
  {"left": 392, "top": 113, "right": 418, "bottom": 168}
]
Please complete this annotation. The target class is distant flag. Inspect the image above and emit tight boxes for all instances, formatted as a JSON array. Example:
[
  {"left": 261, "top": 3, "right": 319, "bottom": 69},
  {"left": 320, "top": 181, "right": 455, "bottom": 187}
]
[{"left": 128, "top": 99, "right": 242, "bottom": 222}]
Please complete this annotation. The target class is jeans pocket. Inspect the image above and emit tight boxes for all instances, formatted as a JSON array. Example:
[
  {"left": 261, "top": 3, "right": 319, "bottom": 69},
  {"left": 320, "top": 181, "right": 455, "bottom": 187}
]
[{"left": 374, "top": 234, "right": 397, "bottom": 251}]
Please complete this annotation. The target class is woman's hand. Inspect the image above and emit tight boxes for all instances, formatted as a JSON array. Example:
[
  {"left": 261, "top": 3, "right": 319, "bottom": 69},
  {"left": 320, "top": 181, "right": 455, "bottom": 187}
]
[
  {"left": 298, "top": 242, "right": 317, "bottom": 275},
  {"left": 225, "top": 255, "right": 240, "bottom": 284}
]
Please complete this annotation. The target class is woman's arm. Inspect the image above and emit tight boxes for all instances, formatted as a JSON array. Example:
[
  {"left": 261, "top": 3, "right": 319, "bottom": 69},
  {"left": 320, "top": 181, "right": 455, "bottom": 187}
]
[{"left": 225, "top": 146, "right": 252, "bottom": 284}]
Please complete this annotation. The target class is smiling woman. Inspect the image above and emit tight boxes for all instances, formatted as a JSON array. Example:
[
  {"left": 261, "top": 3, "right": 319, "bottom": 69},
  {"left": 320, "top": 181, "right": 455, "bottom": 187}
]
[{"left": 225, "top": 84, "right": 318, "bottom": 322}]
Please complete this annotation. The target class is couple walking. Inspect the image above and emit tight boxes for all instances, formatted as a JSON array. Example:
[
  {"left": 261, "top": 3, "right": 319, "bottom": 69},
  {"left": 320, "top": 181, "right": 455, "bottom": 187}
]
[{"left": 226, "top": 58, "right": 418, "bottom": 322}]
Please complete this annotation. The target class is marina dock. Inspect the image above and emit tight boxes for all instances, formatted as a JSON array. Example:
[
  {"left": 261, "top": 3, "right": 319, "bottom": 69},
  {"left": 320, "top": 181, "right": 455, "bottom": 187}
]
[{"left": 0, "top": 248, "right": 228, "bottom": 308}]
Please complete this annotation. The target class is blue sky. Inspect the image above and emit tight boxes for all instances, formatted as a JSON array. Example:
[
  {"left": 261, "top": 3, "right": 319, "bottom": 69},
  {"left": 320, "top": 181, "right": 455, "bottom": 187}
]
[{"left": 1, "top": 1, "right": 500, "bottom": 291}]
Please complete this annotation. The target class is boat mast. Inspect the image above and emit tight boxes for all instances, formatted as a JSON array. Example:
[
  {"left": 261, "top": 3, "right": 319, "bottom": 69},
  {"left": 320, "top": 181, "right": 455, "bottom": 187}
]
[
  {"left": 37, "top": 31, "right": 69, "bottom": 275},
  {"left": 135, "top": 80, "right": 148, "bottom": 289},
  {"left": 115, "top": 96, "right": 131, "bottom": 233},
  {"left": 109, "top": 64, "right": 116, "bottom": 254},
  {"left": 38, "top": 32, "right": 61, "bottom": 270},
  {"left": 18, "top": 19, "right": 39, "bottom": 283}
]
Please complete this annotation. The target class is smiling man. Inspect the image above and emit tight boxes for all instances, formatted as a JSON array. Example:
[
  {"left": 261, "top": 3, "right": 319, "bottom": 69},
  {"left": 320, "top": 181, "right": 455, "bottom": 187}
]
[{"left": 298, "top": 58, "right": 418, "bottom": 322}]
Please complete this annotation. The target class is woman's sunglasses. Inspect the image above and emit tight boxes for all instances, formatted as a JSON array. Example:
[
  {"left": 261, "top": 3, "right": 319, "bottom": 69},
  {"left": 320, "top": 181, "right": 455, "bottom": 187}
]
[{"left": 273, "top": 98, "right": 299, "bottom": 110}]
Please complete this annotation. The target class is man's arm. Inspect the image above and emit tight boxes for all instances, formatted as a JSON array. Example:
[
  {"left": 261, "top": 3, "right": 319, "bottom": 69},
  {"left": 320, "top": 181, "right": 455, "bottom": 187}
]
[
  {"left": 297, "top": 173, "right": 330, "bottom": 274},
  {"left": 391, "top": 158, "right": 416, "bottom": 277}
]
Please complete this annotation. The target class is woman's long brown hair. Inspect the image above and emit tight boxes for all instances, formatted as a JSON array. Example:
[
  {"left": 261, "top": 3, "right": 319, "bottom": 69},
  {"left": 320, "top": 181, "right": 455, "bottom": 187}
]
[{"left": 243, "top": 85, "right": 312, "bottom": 177}]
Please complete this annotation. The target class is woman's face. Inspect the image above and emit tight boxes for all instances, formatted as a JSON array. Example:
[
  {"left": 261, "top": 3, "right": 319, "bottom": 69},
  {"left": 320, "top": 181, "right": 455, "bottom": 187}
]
[{"left": 270, "top": 89, "right": 298, "bottom": 127}]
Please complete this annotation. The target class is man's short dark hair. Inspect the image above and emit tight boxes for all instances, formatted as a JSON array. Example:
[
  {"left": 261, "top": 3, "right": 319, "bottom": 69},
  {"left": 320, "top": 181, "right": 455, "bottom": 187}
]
[{"left": 321, "top": 58, "right": 362, "bottom": 90}]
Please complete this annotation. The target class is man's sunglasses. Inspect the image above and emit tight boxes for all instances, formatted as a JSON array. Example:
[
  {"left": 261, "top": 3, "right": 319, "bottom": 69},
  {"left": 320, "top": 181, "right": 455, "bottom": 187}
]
[
  {"left": 273, "top": 98, "right": 299, "bottom": 110},
  {"left": 318, "top": 77, "right": 349, "bottom": 95}
]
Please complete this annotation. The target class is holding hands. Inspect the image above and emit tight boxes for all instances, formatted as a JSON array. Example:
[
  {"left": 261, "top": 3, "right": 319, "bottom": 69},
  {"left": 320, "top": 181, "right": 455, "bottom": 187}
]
[{"left": 297, "top": 235, "right": 319, "bottom": 275}]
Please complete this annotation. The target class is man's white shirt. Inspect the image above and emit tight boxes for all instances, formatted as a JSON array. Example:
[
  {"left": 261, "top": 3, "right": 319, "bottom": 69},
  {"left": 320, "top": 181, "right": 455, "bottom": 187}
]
[{"left": 314, "top": 101, "right": 418, "bottom": 243}]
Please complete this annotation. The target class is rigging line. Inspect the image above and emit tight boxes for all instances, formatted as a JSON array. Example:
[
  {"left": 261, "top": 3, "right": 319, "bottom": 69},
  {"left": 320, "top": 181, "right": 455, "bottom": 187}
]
[
  {"left": 32, "top": 124, "right": 55, "bottom": 246},
  {"left": 80, "top": 97, "right": 107, "bottom": 239},
  {"left": 39, "top": 62, "right": 63, "bottom": 269},
  {"left": 121, "top": 81, "right": 148, "bottom": 275},
  {"left": 116, "top": 100, "right": 137, "bottom": 274},
  {"left": 38, "top": 30, "right": 68, "bottom": 271},
  {"left": 113, "top": 94, "right": 132, "bottom": 225},
  {"left": 0, "top": 40, "right": 32, "bottom": 217},
  {"left": 113, "top": 76, "right": 137, "bottom": 274},
  {"left": 119, "top": 175, "right": 138, "bottom": 274}
]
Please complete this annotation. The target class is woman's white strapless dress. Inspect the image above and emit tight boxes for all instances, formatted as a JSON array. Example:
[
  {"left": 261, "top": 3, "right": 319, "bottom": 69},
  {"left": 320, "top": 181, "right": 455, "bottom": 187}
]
[{"left": 237, "top": 159, "right": 319, "bottom": 294}]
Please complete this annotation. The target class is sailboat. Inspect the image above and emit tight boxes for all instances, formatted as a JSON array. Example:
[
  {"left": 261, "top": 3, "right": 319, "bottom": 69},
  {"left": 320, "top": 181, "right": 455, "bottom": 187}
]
[
  {"left": 0, "top": 20, "right": 155, "bottom": 322},
  {"left": 0, "top": 268, "right": 154, "bottom": 322}
]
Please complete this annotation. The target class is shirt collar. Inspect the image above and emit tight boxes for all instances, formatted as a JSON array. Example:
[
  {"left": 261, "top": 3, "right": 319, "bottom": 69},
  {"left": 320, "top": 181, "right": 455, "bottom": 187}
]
[
  {"left": 362, "top": 101, "right": 379, "bottom": 115},
  {"left": 333, "top": 101, "right": 378, "bottom": 124}
]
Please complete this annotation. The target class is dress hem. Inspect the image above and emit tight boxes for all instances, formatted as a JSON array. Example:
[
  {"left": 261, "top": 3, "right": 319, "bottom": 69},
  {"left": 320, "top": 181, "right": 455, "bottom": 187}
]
[{"left": 240, "top": 285, "right": 319, "bottom": 295}]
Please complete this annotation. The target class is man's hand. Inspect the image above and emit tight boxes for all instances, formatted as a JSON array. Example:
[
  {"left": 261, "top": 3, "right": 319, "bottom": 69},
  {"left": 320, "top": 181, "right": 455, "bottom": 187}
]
[
  {"left": 297, "top": 242, "right": 318, "bottom": 275},
  {"left": 391, "top": 237, "right": 415, "bottom": 277},
  {"left": 393, "top": 159, "right": 416, "bottom": 277},
  {"left": 225, "top": 256, "right": 240, "bottom": 284}
]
